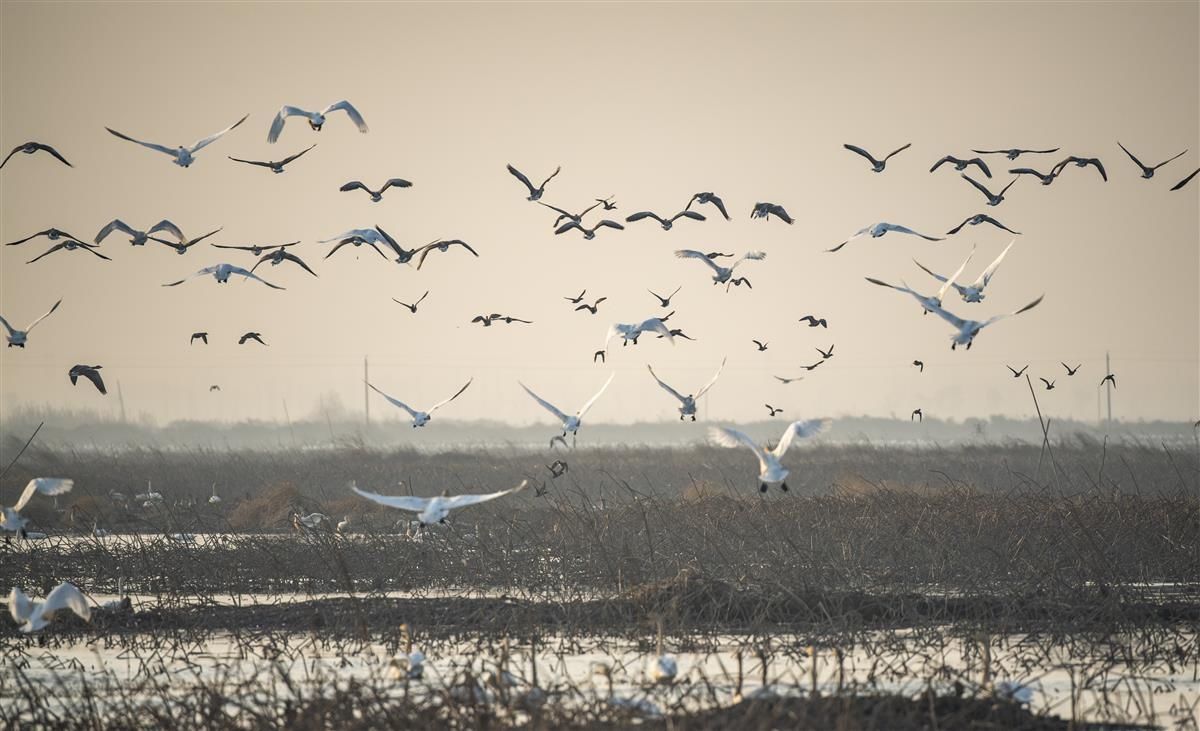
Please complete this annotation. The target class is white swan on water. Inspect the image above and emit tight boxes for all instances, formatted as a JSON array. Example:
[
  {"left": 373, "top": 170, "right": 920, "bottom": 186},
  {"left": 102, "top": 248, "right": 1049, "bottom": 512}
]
[{"left": 8, "top": 581, "right": 91, "bottom": 633}]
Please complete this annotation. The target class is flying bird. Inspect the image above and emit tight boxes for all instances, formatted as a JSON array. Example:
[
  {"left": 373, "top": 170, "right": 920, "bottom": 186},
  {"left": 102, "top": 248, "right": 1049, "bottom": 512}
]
[
  {"left": 471, "top": 314, "right": 532, "bottom": 327},
  {"left": 268, "top": 101, "right": 368, "bottom": 143},
  {"left": 352, "top": 480, "right": 528, "bottom": 526},
  {"left": 815, "top": 344, "right": 834, "bottom": 359},
  {"left": 972, "top": 147, "right": 1059, "bottom": 161},
  {"left": 595, "top": 196, "right": 617, "bottom": 210},
  {"left": 749, "top": 202, "right": 794, "bottom": 224},
  {"left": 765, "top": 405, "right": 783, "bottom": 417},
  {"left": 340, "top": 177, "right": 412, "bottom": 202},
  {"left": 648, "top": 286, "right": 681, "bottom": 308},
  {"left": 1062, "top": 362, "right": 1081, "bottom": 376},
  {"left": 0, "top": 298, "right": 61, "bottom": 347},
  {"left": 1116, "top": 142, "right": 1187, "bottom": 179},
  {"left": 538, "top": 200, "right": 603, "bottom": 228},
  {"left": 915, "top": 239, "right": 1015, "bottom": 303},
  {"left": 393, "top": 291, "right": 429, "bottom": 314},
  {"left": 709, "top": 419, "right": 829, "bottom": 492},
  {"left": 922, "top": 295, "right": 1045, "bottom": 350},
  {"left": 506, "top": 163, "right": 560, "bottom": 201},
  {"left": 211, "top": 241, "right": 299, "bottom": 257},
  {"left": 1051, "top": 156, "right": 1107, "bottom": 181},
  {"left": 1170, "top": 167, "right": 1199, "bottom": 191},
  {"left": 367, "top": 379, "right": 473, "bottom": 427},
  {"left": 554, "top": 219, "right": 624, "bottom": 240},
  {"left": 414, "top": 239, "right": 478, "bottom": 270},
  {"left": 1100, "top": 373, "right": 1117, "bottom": 389},
  {"left": 238, "top": 332, "right": 267, "bottom": 345},
  {"left": 829, "top": 222, "right": 943, "bottom": 252},
  {"left": 95, "top": 219, "right": 184, "bottom": 246},
  {"left": 564, "top": 290, "right": 587, "bottom": 304},
  {"left": 520, "top": 374, "right": 614, "bottom": 439},
  {"left": 26, "top": 240, "right": 111, "bottom": 264},
  {"left": 798, "top": 315, "right": 828, "bottom": 328},
  {"left": 1008, "top": 364, "right": 1028, "bottom": 378},
  {"left": 162, "top": 263, "right": 284, "bottom": 289},
  {"left": 913, "top": 360, "right": 924, "bottom": 372},
  {"left": 775, "top": 375, "right": 804, "bottom": 384},
  {"left": 625, "top": 209, "right": 705, "bottom": 230},
  {"left": 686, "top": 192, "right": 731, "bottom": 220},
  {"left": 912, "top": 409, "right": 923, "bottom": 422},
  {"left": 799, "top": 360, "right": 825, "bottom": 371},
  {"left": 574, "top": 297, "right": 607, "bottom": 315},
  {"left": 323, "top": 233, "right": 388, "bottom": 260},
  {"left": 228, "top": 144, "right": 316, "bottom": 173},
  {"left": 1008, "top": 167, "right": 1059, "bottom": 186},
  {"left": 947, "top": 213, "right": 1020, "bottom": 235},
  {"left": 930, "top": 155, "right": 991, "bottom": 177},
  {"left": 6, "top": 228, "right": 85, "bottom": 246},
  {"left": 106, "top": 114, "right": 248, "bottom": 167},
  {"left": 251, "top": 248, "right": 318, "bottom": 276},
  {"left": 7, "top": 582, "right": 90, "bottom": 633},
  {"left": 209, "top": 385, "right": 221, "bottom": 392},
  {"left": 190, "top": 332, "right": 208, "bottom": 345},
  {"left": 961, "top": 173, "right": 1018, "bottom": 206},
  {"left": 604, "top": 317, "right": 674, "bottom": 349},
  {"left": 752, "top": 340, "right": 769, "bottom": 352},
  {"left": 1040, "top": 378, "right": 1056, "bottom": 391},
  {"left": 68, "top": 365, "right": 106, "bottom": 394},
  {"left": 150, "top": 227, "right": 223, "bottom": 255},
  {"left": 1, "top": 141, "right": 72, "bottom": 169},
  {"left": 674, "top": 249, "right": 765, "bottom": 285},
  {"left": 865, "top": 260, "right": 971, "bottom": 315},
  {"left": 2, "top": 478, "right": 74, "bottom": 539},
  {"left": 844, "top": 142, "right": 911, "bottom": 172},
  {"left": 646, "top": 358, "right": 725, "bottom": 421}
]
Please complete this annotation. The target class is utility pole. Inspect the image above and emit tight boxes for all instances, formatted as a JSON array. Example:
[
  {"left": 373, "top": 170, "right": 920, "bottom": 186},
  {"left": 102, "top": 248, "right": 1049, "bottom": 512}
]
[
  {"left": 364, "top": 356, "right": 370, "bottom": 428},
  {"left": 282, "top": 398, "right": 295, "bottom": 446},
  {"left": 1105, "top": 351, "right": 1112, "bottom": 424},
  {"left": 116, "top": 381, "right": 127, "bottom": 423}
]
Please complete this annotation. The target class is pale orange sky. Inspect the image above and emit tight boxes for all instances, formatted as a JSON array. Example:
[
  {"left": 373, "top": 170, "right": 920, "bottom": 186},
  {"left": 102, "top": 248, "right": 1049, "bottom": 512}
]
[{"left": 1, "top": 1, "right": 1197, "bottom": 427}]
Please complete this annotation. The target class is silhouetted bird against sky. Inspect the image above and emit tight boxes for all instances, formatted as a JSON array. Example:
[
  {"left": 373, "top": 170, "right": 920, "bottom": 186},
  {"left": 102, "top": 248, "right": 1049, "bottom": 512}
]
[
  {"left": 228, "top": 144, "right": 315, "bottom": 173},
  {"left": 648, "top": 286, "right": 681, "bottom": 307},
  {"left": 765, "top": 404, "right": 783, "bottom": 417},
  {"left": 913, "top": 360, "right": 924, "bottom": 372},
  {"left": 815, "top": 344, "right": 834, "bottom": 359},
  {"left": 686, "top": 192, "right": 730, "bottom": 220},
  {"left": 340, "top": 177, "right": 412, "bottom": 201},
  {"left": 6, "top": 228, "right": 84, "bottom": 246},
  {"left": 1062, "top": 362, "right": 1081, "bottom": 376},
  {"left": 947, "top": 213, "right": 1021, "bottom": 235},
  {"left": 1008, "top": 167, "right": 1059, "bottom": 186},
  {"left": 972, "top": 147, "right": 1059, "bottom": 161},
  {"left": 1052, "top": 156, "right": 1107, "bottom": 181},
  {"left": 1040, "top": 377, "right": 1056, "bottom": 390},
  {"left": 1117, "top": 142, "right": 1187, "bottom": 179},
  {"left": 962, "top": 174, "right": 1017, "bottom": 206},
  {"left": 930, "top": 155, "right": 991, "bottom": 177},
  {"left": 393, "top": 291, "right": 429, "bottom": 314},
  {"left": 752, "top": 339, "right": 768, "bottom": 352},
  {"left": 1, "top": 141, "right": 72, "bottom": 169},
  {"left": 414, "top": 239, "right": 478, "bottom": 270},
  {"left": 239, "top": 332, "right": 267, "bottom": 345},
  {"left": 844, "top": 142, "right": 911, "bottom": 172},
  {"left": 1007, "top": 364, "right": 1028, "bottom": 378},
  {"left": 107, "top": 114, "right": 247, "bottom": 167},
  {"left": 190, "top": 332, "right": 208, "bottom": 345},
  {"left": 26, "top": 240, "right": 111, "bottom": 264},
  {"left": 1100, "top": 373, "right": 1117, "bottom": 389},
  {"left": 575, "top": 297, "right": 607, "bottom": 315},
  {"left": 555, "top": 219, "right": 624, "bottom": 240},
  {"left": 252, "top": 248, "right": 317, "bottom": 277},
  {"left": 625, "top": 209, "right": 704, "bottom": 230},
  {"left": 799, "top": 315, "right": 828, "bottom": 328},
  {"left": 911, "top": 408, "right": 923, "bottom": 422},
  {"left": 749, "top": 202, "right": 793, "bottom": 224},
  {"left": 68, "top": 365, "right": 106, "bottom": 394},
  {"left": 506, "top": 163, "right": 560, "bottom": 201}
]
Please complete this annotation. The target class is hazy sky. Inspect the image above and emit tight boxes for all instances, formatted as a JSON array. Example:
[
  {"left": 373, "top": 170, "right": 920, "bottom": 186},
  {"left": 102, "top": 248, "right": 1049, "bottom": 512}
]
[{"left": 1, "top": 1, "right": 1197, "bottom": 429}]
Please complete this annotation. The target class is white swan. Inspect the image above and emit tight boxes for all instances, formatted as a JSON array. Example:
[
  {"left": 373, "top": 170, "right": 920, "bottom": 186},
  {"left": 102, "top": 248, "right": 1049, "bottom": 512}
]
[
  {"left": 208, "top": 483, "right": 221, "bottom": 504},
  {"left": 366, "top": 378, "right": 473, "bottom": 427},
  {"left": 162, "top": 263, "right": 284, "bottom": 289},
  {"left": 674, "top": 249, "right": 765, "bottom": 285},
  {"left": 268, "top": 101, "right": 368, "bottom": 143},
  {"left": 352, "top": 480, "right": 528, "bottom": 525},
  {"left": 914, "top": 239, "right": 1015, "bottom": 303},
  {"left": 106, "top": 115, "right": 247, "bottom": 167},
  {"left": 647, "top": 357, "right": 725, "bottom": 421},
  {"left": 604, "top": 318, "right": 674, "bottom": 350},
  {"left": 8, "top": 582, "right": 91, "bottom": 633},
  {"left": 0, "top": 297, "right": 61, "bottom": 348},
  {"left": 1, "top": 478, "right": 74, "bottom": 537},
  {"left": 520, "top": 374, "right": 614, "bottom": 438},
  {"left": 710, "top": 420, "right": 829, "bottom": 492},
  {"left": 828, "top": 222, "right": 944, "bottom": 252},
  {"left": 922, "top": 295, "right": 1045, "bottom": 350}
]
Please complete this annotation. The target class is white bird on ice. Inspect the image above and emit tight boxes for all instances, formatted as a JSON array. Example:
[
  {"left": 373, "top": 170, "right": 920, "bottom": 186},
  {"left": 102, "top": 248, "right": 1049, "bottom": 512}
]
[
  {"left": 1, "top": 478, "right": 74, "bottom": 537},
  {"left": 674, "top": 249, "right": 765, "bottom": 285},
  {"left": 366, "top": 378, "right": 473, "bottom": 427},
  {"left": 709, "top": 420, "right": 829, "bottom": 493},
  {"left": 162, "top": 263, "right": 284, "bottom": 289},
  {"left": 520, "top": 374, "right": 615, "bottom": 439},
  {"left": 646, "top": 357, "right": 725, "bottom": 421},
  {"left": 0, "top": 297, "right": 61, "bottom": 347},
  {"left": 352, "top": 480, "right": 529, "bottom": 526},
  {"left": 106, "top": 114, "right": 248, "bottom": 168},
  {"left": 268, "top": 101, "right": 368, "bottom": 143},
  {"left": 914, "top": 239, "right": 1015, "bottom": 303},
  {"left": 8, "top": 581, "right": 91, "bottom": 633}
]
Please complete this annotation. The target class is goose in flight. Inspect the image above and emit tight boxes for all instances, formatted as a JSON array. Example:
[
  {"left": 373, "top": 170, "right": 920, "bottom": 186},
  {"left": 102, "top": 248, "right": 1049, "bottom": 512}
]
[
  {"left": 2, "top": 478, "right": 74, "bottom": 538},
  {"left": 911, "top": 408, "right": 923, "bottom": 422},
  {"left": 520, "top": 374, "right": 614, "bottom": 437},
  {"left": 962, "top": 174, "right": 1018, "bottom": 206},
  {"left": 915, "top": 239, "right": 1014, "bottom": 303},
  {"left": 765, "top": 405, "right": 783, "bottom": 417},
  {"left": 815, "top": 344, "right": 834, "bottom": 359},
  {"left": 1117, "top": 142, "right": 1187, "bottom": 179},
  {"left": 710, "top": 420, "right": 829, "bottom": 492},
  {"left": 930, "top": 155, "right": 991, "bottom": 177},
  {"left": 565, "top": 290, "right": 587, "bottom": 304},
  {"left": 686, "top": 192, "right": 730, "bottom": 220},
  {"left": 648, "top": 286, "right": 681, "bottom": 308},
  {"left": 799, "top": 359, "right": 825, "bottom": 371},
  {"left": 947, "top": 213, "right": 1020, "bottom": 235},
  {"left": 413, "top": 239, "right": 478, "bottom": 270},
  {"left": 749, "top": 202, "right": 794, "bottom": 224},
  {"left": 844, "top": 142, "right": 911, "bottom": 172},
  {"left": 209, "top": 385, "right": 221, "bottom": 391},
  {"left": 163, "top": 263, "right": 284, "bottom": 289},
  {"left": 1100, "top": 373, "right": 1117, "bottom": 389},
  {"left": 228, "top": 144, "right": 315, "bottom": 173},
  {"left": 972, "top": 147, "right": 1059, "bottom": 161},
  {"left": 1, "top": 141, "right": 72, "bottom": 169},
  {"left": 107, "top": 114, "right": 248, "bottom": 167},
  {"left": 323, "top": 232, "right": 389, "bottom": 260},
  {"left": 8, "top": 582, "right": 90, "bottom": 633},
  {"left": 595, "top": 196, "right": 617, "bottom": 210},
  {"left": 575, "top": 297, "right": 607, "bottom": 315},
  {"left": 913, "top": 360, "right": 924, "bottom": 372},
  {"left": 353, "top": 480, "right": 528, "bottom": 526},
  {"left": 625, "top": 209, "right": 705, "bottom": 230},
  {"left": 251, "top": 248, "right": 318, "bottom": 276},
  {"left": 1008, "top": 167, "right": 1059, "bottom": 186},
  {"left": 829, "top": 222, "right": 943, "bottom": 253},
  {"left": 96, "top": 219, "right": 184, "bottom": 246},
  {"left": 675, "top": 249, "right": 765, "bottom": 285},
  {"left": 68, "top": 365, "right": 106, "bottom": 394},
  {"left": 539, "top": 200, "right": 602, "bottom": 228},
  {"left": 472, "top": 313, "right": 532, "bottom": 327},
  {"left": 923, "top": 295, "right": 1045, "bottom": 350},
  {"left": 191, "top": 332, "right": 208, "bottom": 344},
  {"left": 26, "top": 240, "right": 111, "bottom": 264},
  {"left": 238, "top": 332, "right": 267, "bottom": 345},
  {"left": 798, "top": 315, "right": 828, "bottom": 328},
  {"left": 268, "top": 101, "right": 367, "bottom": 143},
  {"left": 375, "top": 226, "right": 421, "bottom": 264},
  {"left": 1007, "top": 364, "right": 1028, "bottom": 378},
  {"left": 393, "top": 291, "right": 429, "bottom": 313},
  {"left": 604, "top": 317, "right": 674, "bottom": 350},
  {"left": 340, "top": 177, "right": 412, "bottom": 202},
  {"left": 775, "top": 375, "right": 803, "bottom": 384},
  {"left": 367, "top": 378, "right": 473, "bottom": 427},
  {"left": 211, "top": 241, "right": 299, "bottom": 257},
  {"left": 647, "top": 357, "right": 725, "bottom": 421},
  {"left": 1051, "top": 156, "right": 1107, "bottom": 181},
  {"left": 1, "top": 298, "right": 62, "bottom": 347},
  {"left": 506, "top": 163, "right": 560, "bottom": 201},
  {"left": 554, "top": 219, "right": 624, "bottom": 240},
  {"left": 1170, "top": 167, "right": 1199, "bottom": 191},
  {"left": 752, "top": 340, "right": 769, "bottom": 352},
  {"left": 151, "top": 227, "right": 223, "bottom": 255},
  {"left": 1040, "top": 377, "right": 1056, "bottom": 391},
  {"left": 1062, "top": 362, "right": 1080, "bottom": 376},
  {"left": 6, "top": 228, "right": 85, "bottom": 246}
]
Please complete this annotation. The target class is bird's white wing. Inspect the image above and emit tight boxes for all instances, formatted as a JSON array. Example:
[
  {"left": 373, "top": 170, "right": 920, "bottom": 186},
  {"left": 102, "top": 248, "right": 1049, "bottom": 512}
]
[
  {"left": 638, "top": 317, "right": 674, "bottom": 344},
  {"left": 709, "top": 426, "right": 766, "bottom": 459},
  {"left": 772, "top": 419, "right": 830, "bottom": 458},
  {"left": 8, "top": 588, "right": 32, "bottom": 624},
  {"left": 647, "top": 365, "right": 686, "bottom": 403},
  {"left": 323, "top": 100, "right": 369, "bottom": 133},
  {"left": 319, "top": 229, "right": 376, "bottom": 243},
  {"left": 731, "top": 250, "right": 766, "bottom": 270},
  {"left": 974, "top": 239, "right": 1015, "bottom": 289},
  {"left": 95, "top": 219, "right": 137, "bottom": 243},
  {"left": 981, "top": 295, "right": 1044, "bottom": 328},
  {"left": 519, "top": 382, "right": 570, "bottom": 423},
  {"left": 267, "top": 106, "right": 307, "bottom": 143},
  {"left": 675, "top": 249, "right": 722, "bottom": 274},
  {"left": 13, "top": 477, "right": 74, "bottom": 512},
  {"left": 865, "top": 277, "right": 920, "bottom": 297},
  {"left": 441, "top": 480, "right": 529, "bottom": 510},
  {"left": 694, "top": 357, "right": 727, "bottom": 399},
  {"left": 936, "top": 247, "right": 976, "bottom": 301},
  {"left": 427, "top": 378, "right": 473, "bottom": 413},
  {"left": 366, "top": 382, "right": 420, "bottom": 419},
  {"left": 923, "top": 298, "right": 969, "bottom": 330},
  {"left": 576, "top": 373, "right": 615, "bottom": 418},
  {"left": 24, "top": 298, "right": 62, "bottom": 332},
  {"left": 105, "top": 127, "right": 176, "bottom": 156},
  {"left": 225, "top": 265, "right": 284, "bottom": 289},
  {"left": 602, "top": 323, "right": 630, "bottom": 351},
  {"left": 190, "top": 114, "right": 248, "bottom": 152},
  {"left": 148, "top": 220, "right": 185, "bottom": 241},
  {"left": 40, "top": 582, "right": 91, "bottom": 623},
  {"left": 351, "top": 485, "right": 430, "bottom": 513}
]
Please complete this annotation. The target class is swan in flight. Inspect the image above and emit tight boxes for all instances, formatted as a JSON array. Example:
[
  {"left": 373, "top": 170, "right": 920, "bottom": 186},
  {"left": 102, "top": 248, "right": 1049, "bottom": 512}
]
[
  {"left": 1, "top": 141, "right": 72, "bottom": 169},
  {"left": 829, "top": 222, "right": 943, "bottom": 253},
  {"left": 844, "top": 142, "right": 911, "bottom": 172},
  {"left": 520, "top": 374, "right": 614, "bottom": 438},
  {"left": 914, "top": 239, "right": 1014, "bottom": 303},
  {"left": 268, "top": 101, "right": 368, "bottom": 143},
  {"left": 228, "top": 144, "right": 316, "bottom": 173},
  {"left": 2, "top": 478, "right": 74, "bottom": 538},
  {"left": 709, "top": 420, "right": 829, "bottom": 492},
  {"left": 506, "top": 163, "right": 561, "bottom": 201},
  {"left": 352, "top": 480, "right": 528, "bottom": 525},
  {"left": 647, "top": 357, "right": 725, "bottom": 421},
  {"left": 922, "top": 295, "right": 1045, "bottom": 350},
  {"left": 1116, "top": 142, "right": 1187, "bottom": 179},
  {"left": 340, "top": 177, "right": 412, "bottom": 202},
  {"left": 366, "top": 378, "right": 473, "bottom": 427},
  {"left": 68, "top": 365, "right": 106, "bottom": 394},
  {"left": 1, "top": 298, "right": 62, "bottom": 347},
  {"left": 162, "top": 263, "right": 284, "bottom": 289},
  {"left": 8, "top": 582, "right": 91, "bottom": 633},
  {"left": 106, "top": 114, "right": 248, "bottom": 167},
  {"left": 604, "top": 317, "right": 674, "bottom": 350},
  {"left": 674, "top": 249, "right": 765, "bottom": 285},
  {"left": 864, "top": 249, "right": 973, "bottom": 314}
]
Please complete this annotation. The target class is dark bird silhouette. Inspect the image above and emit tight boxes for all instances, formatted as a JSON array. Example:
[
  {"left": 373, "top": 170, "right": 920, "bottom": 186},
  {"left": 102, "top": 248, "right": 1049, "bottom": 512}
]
[
  {"left": 930, "top": 155, "right": 991, "bottom": 177},
  {"left": 705, "top": 252, "right": 734, "bottom": 259},
  {"left": 6, "top": 228, "right": 85, "bottom": 246},
  {"left": 686, "top": 192, "right": 730, "bottom": 220},
  {"left": 593, "top": 350, "right": 606, "bottom": 363},
  {"left": 844, "top": 142, "right": 911, "bottom": 172},
  {"left": 574, "top": 297, "right": 607, "bottom": 315},
  {"left": 972, "top": 147, "right": 1059, "bottom": 161},
  {"left": 209, "top": 385, "right": 221, "bottom": 392},
  {"left": 228, "top": 144, "right": 316, "bottom": 173},
  {"left": 555, "top": 219, "right": 624, "bottom": 240},
  {"left": 765, "top": 404, "right": 783, "bottom": 417},
  {"left": 749, "top": 202, "right": 793, "bottom": 224},
  {"left": 625, "top": 210, "right": 704, "bottom": 230},
  {"left": 1117, "top": 142, "right": 1187, "bottom": 179},
  {"left": 340, "top": 177, "right": 412, "bottom": 201},
  {"left": 1051, "top": 156, "right": 1107, "bottom": 181},
  {"left": 239, "top": 332, "right": 267, "bottom": 346},
  {"left": 799, "top": 315, "right": 828, "bottom": 328},
  {"left": 393, "top": 291, "right": 429, "bottom": 313},
  {"left": 68, "top": 365, "right": 106, "bottom": 394},
  {"left": 27, "top": 240, "right": 111, "bottom": 264},
  {"left": 325, "top": 236, "right": 387, "bottom": 260},
  {"left": 564, "top": 290, "right": 587, "bottom": 304},
  {"left": 376, "top": 226, "right": 419, "bottom": 264},
  {"left": 947, "top": 213, "right": 1021, "bottom": 235},
  {"left": 1100, "top": 373, "right": 1117, "bottom": 389},
  {"left": 727, "top": 277, "right": 752, "bottom": 290},
  {"left": 595, "top": 196, "right": 617, "bottom": 210},
  {"left": 547, "top": 460, "right": 569, "bottom": 479},
  {"left": 1, "top": 141, "right": 72, "bottom": 169},
  {"left": 1008, "top": 167, "right": 1059, "bottom": 186},
  {"left": 414, "top": 239, "right": 478, "bottom": 270},
  {"left": 150, "top": 227, "right": 223, "bottom": 255},
  {"left": 211, "top": 241, "right": 299, "bottom": 257},
  {"left": 816, "top": 344, "right": 834, "bottom": 359},
  {"left": 190, "top": 332, "right": 208, "bottom": 345},
  {"left": 752, "top": 339, "right": 769, "bottom": 352},
  {"left": 472, "top": 314, "right": 531, "bottom": 327},
  {"left": 252, "top": 248, "right": 318, "bottom": 276},
  {"left": 775, "top": 375, "right": 803, "bottom": 384},
  {"left": 507, "top": 163, "right": 560, "bottom": 201},
  {"left": 911, "top": 408, "right": 923, "bottom": 422},
  {"left": 648, "top": 286, "right": 681, "bottom": 307},
  {"left": 1170, "top": 167, "right": 1199, "bottom": 191},
  {"left": 538, "top": 200, "right": 602, "bottom": 228},
  {"left": 1007, "top": 364, "right": 1028, "bottom": 378},
  {"left": 913, "top": 360, "right": 924, "bottom": 372},
  {"left": 1040, "top": 377, "right": 1056, "bottom": 391},
  {"left": 800, "top": 360, "right": 825, "bottom": 371},
  {"left": 659, "top": 328, "right": 695, "bottom": 341},
  {"left": 962, "top": 174, "right": 1018, "bottom": 206},
  {"left": 1062, "top": 362, "right": 1080, "bottom": 376}
]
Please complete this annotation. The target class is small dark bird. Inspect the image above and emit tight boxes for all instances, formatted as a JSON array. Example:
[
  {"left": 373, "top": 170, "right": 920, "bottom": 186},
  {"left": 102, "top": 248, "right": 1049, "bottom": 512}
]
[
  {"left": 972, "top": 147, "right": 1059, "bottom": 161},
  {"left": 595, "top": 196, "right": 617, "bottom": 210},
  {"left": 339, "top": 177, "right": 412, "bottom": 201},
  {"left": 151, "top": 227, "right": 223, "bottom": 255},
  {"left": 1052, "top": 156, "right": 1107, "bottom": 181},
  {"left": 1008, "top": 167, "right": 1059, "bottom": 186},
  {"left": 538, "top": 200, "right": 602, "bottom": 228},
  {"left": 930, "top": 156, "right": 991, "bottom": 177},
  {"left": 472, "top": 314, "right": 532, "bottom": 327},
  {"left": 593, "top": 350, "right": 606, "bottom": 363},
  {"left": 547, "top": 460, "right": 569, "bottom": 479},
  {"left": 727, "top": 277, "right": 753, "bottom": 290},
  {"left": 238, "top": 332, "right": 267, "bottom": 346},
  {"left": 1040, "top": 377, "right": 1056, "bottom": 390},
  {"left": 947, "top": 213, "right": 1021, "bottom": 235},
  {"left": 1117, "top": 142, "right": 1187, "bottom": 179},
  {"left": 816, "top": 345, "right": 834, "bottom": 359},
  {"left": 765, "top": 404, "right": 783, "bottom": 417},
  {"left": 1, "top": 142, "right": 72, "bottom": 169},
  {"left": 252, "top": 248, "right": 318, "bottom": 276},
  {"left": 799, "top": 315, "right": 828, "bottom": 328},
  {"left": 686, "top": 192, "right": 731, "bottom": 220},
  {"left": 705, "top": 252, "right": 734, "bottom": 259},
  {"left": 555, "top": 219, "right": 624, "bottom": 240},
  {"left": 414, "top": 239, "right": 479, "bottom": 270},
  {"left": 506, "top": 163, "right": 560, "bottom": 201},
  {"left": 844, "top": 142, "right": 911, "bottom": 172},
  {"left": 625, "top": 210, "right": 704, "bottom": 230},
  {"left": 575, "top": 297, "right": 607, "bottom": 315},
  {"left": 564, "top": 290, "right": 587, "bottom": 304},
  {"left": 6, "top": 228, "right": 85, "bottom": 246},
  {"left": 68, "top": 365, "right": 106, "bottom": 394},
  {"left": 752, "top": 340, "right": 769, "bottom": 352},
  {"left": 211, "top": 241, "right": 300, "bottom": 257},
  {"left": 1062, "top": 362, "right": 1081, "bottom": 376},
  {"left": 209, "top": 385, "right": 221, "bottom": 392},
  {"left": 228, "top": 144, "right": 316, "bottom": 173},
  {"left": 913, "top": 360, "right": 924, "bottom": 372},
  {"left": 27, "top": 240, "right": 111, "bottom": 264},
  {"left": 1100, "top": 373, "right": 1117, "bottom": 389},
  {"left": 190, "top": 332, "right": 208, "bottom": 345},
  {"left": 325, "top": 236, "right": 387, "bottom": 260},
  {"left": 393, "top": 291, "right": 429, "bottom": 313},
  {"left": 962, "top": 174, "right": 1018, "bottom": 206},
  {"left": 775, "top": 375, "right": 803, "bottom": 384},
  {"left": 648, "top": 286, "right": 681, "bottom": 307},
  {"left": 1007, "top": 364, "right": 1028, "bottom": 378},
  {"left": 659, "top": 328, "right": 695, "bottom": 341},
  {"left": 376, "top": 226, "right": 418, "bottom": 264},
  {"left": 911, "top": 408, "right": 923, "bottom": 422},
  {"left": 800, "top": 360, "right": 825, "bottom": 371},
  {"left": 749, "top": 202, "right": 794, "bottom": 224},
  {"left": 1170, "top": 167, "right": 1199, "bottom": 191}
]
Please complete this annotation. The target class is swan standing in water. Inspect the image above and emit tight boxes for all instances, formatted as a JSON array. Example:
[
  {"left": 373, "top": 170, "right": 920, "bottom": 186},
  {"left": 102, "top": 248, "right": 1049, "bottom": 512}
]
[
  {"left": 366, "top": 378, "right": 473, "bottom": 427},
  {"left": 710, "top": 420, "right": 830, "bottom": 492},
  {"left": 8, "top": 582, "right": 91, "bottom": 633},
  {"left": 1, "top": 297, "right": 62, "bottom": 347},
  {"left": 2, "top": 478, "right": 74, "bottom": 538},
  {"left": 352, "top": 480, "right": 528, "bottom": 526},
  {"left": 520, "top": 374, "right": 614, "bottom": 441},
  {"left": 646, "top": 357, "right": 725, "bottom": 421}
]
